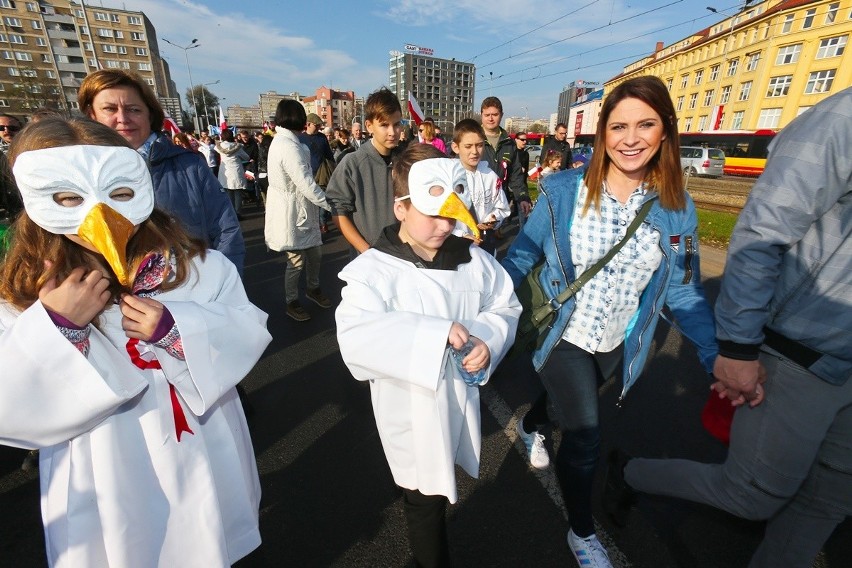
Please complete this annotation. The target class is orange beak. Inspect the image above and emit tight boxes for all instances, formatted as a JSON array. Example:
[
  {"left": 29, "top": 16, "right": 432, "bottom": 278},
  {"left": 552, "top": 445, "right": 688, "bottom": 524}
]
[
  {"left": 76, "top": 203, "right": 135, "bottom": 286},
  {"left": 438, "top": 192, "right": 480, "bottom": 239}
]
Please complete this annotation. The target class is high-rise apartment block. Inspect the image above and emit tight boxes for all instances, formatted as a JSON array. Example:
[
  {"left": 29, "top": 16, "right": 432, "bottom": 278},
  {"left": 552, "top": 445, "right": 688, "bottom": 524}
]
[
  {"left": 0, "top": 0, "right": 176, "bottom": 118},
  {"left": 388, "top": 48, "right": 475, "bottom": 132},
  {"left": 607, "top": 0, "right": 851, "bottom": 131}
]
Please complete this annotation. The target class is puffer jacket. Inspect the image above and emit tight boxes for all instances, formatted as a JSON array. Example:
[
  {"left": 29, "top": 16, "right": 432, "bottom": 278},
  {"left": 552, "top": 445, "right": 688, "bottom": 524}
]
[
  {"left": 147, "top": 135, "right": 245, "bottom": 274},
  {"left": 215, "top": 141, "right": 249, "bottom": 190},
  {"left": 501, "top": 168, "right": 717, "bottom": 403}
]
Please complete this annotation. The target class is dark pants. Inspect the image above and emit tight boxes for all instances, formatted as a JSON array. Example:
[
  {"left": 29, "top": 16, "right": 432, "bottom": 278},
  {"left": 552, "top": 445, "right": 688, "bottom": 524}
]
[
  {"left": 402, "top": 488, "right": 451, "bottom": 568},
  {"left": 525, "top": 340, "right": 623, "bottom": 537},
  {"left": 479, "top": 229, "right": 497, "bottom": 256}
]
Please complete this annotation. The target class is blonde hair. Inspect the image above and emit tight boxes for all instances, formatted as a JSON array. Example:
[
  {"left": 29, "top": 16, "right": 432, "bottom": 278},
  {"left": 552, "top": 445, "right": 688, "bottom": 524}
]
[
  {"left": 0, "top": 118, "right": 205, "bottom": 313},
  {"left": 419, "top": 121, "right": 435, "bottom": 142}
]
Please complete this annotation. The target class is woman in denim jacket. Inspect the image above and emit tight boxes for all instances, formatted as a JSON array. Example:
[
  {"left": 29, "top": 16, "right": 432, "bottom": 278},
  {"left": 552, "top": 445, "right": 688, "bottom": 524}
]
[{"left": 501, "top": 76, "right": 717, "bottom": 568}]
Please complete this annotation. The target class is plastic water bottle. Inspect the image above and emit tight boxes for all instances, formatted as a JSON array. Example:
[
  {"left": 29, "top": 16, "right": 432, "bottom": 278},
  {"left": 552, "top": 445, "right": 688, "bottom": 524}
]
[{"left": 451, "top": 339, "right": 487, "bottom": 386}]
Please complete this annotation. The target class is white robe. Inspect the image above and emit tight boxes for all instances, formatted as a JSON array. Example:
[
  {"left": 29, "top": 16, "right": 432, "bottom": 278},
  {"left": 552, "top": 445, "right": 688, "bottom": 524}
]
[
  {"left": 0, "top": 250, "right": 272, "bottom": 568},
  {"left": 336, "top": 245, "right": 520, "bottom": 503}
]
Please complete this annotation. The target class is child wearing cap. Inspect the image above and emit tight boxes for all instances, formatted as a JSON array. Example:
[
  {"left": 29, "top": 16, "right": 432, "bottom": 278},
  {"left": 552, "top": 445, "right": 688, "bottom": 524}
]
[{"left": 335, "top": 143, "right": 521, "bottom": 566}]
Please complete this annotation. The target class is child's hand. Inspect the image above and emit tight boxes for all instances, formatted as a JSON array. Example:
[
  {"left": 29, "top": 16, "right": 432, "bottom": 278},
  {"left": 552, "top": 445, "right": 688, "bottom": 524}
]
[
  {"left": 120, "top": 294, "right": 165, "bottom": 341},
  {"left": 462, "top": 336, "right": 490, "bottom": 373},
  {"left": 39, "top": 265, "right": 111, "bottom": 327},
  {"left": 447, "top": 322, "right": 470, "bottom": 351}
]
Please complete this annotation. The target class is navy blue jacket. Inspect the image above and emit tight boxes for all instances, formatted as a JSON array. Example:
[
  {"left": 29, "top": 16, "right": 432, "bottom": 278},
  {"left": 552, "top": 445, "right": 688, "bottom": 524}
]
[{"left": 147, "top": 135, "right": 245, "bottom": 274}]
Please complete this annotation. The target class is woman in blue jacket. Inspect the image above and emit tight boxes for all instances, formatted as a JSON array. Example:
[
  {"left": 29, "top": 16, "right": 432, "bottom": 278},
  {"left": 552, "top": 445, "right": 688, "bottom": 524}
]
[{"left": 501, "top": 76, "right": 717, "bottom": 568}]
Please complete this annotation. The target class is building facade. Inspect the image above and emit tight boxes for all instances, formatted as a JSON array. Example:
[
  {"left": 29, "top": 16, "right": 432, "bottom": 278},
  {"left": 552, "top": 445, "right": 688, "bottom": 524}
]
[
  {"left": 303, "top": 86, "right": 355, "bottom": 128},
  {"left": 556, "top": 81, "right": 600, "bottom": 127},
  {"left": 388, "top": 48, "right": 475, "bottom": 132},
  {"left": 259, "top": 90, "right": 301, "bottom": 124},
  {"left": 566, "top": 89, "right": 603, "bottom": 145},
  {"left": 0, "top": 0, "right": 176, "bottom": 118},
  {"left": 606, "top": 0, "right": 851, "bottom": 132},
  {"left": 226, "top": 103, "right": 262, "bottom": 129}
]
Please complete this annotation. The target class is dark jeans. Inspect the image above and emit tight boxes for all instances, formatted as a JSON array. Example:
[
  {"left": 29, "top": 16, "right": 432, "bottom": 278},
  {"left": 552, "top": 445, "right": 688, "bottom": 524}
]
[
  {"left": 402, "top": 488, "right": 451, "bottom": 568},
  {"left": 526, "top": 340, "right": 623, "bottom": 537}
]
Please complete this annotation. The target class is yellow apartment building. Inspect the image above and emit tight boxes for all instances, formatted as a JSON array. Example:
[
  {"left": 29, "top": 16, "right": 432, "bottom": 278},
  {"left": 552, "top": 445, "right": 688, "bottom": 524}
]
[{"left": 606, "top": 0, "right": 852, "bottom": 132}]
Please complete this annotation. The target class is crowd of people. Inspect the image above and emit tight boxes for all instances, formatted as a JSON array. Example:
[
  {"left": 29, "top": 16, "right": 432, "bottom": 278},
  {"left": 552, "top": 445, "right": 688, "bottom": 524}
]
[{"left": 0, "top": 69, "right": 849, "bottom": 568}]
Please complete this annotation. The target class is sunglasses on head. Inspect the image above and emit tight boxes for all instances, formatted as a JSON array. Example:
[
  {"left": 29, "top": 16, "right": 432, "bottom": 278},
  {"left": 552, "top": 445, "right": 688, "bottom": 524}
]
[{"left": 0, "top": 125, "right": 20, "bottom": 132}]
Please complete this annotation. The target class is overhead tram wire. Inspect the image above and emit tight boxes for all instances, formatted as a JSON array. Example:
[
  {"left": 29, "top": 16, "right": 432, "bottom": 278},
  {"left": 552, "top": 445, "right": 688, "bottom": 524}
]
[
  {"left": 489, "top": 9, "right": 725, "bottom": 83},
  {"left": 477, "top": 0, "right": 685, "bottom": 69},
  {"left": 468, "top": 0, "right": 602, "bottom": 61},
  {"left": 485, "top": 51, "right": 651, "bottom": 90}
]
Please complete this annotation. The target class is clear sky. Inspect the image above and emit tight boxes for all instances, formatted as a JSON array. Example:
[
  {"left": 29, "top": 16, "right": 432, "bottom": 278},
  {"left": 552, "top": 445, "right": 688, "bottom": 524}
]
[{"left": 97, "top": 0, "right": 744, "bottom": 122}]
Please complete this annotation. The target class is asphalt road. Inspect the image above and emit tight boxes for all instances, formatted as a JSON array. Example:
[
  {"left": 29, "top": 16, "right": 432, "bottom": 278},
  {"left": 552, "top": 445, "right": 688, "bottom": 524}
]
[{"left": 1, "top": 200, "right": 848, "bottom": 567}]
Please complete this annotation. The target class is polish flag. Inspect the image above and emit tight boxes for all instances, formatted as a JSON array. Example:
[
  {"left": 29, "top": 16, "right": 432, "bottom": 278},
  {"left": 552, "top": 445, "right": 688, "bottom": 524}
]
[
  {"left": 162, "top": 112, "right": 181, "bottom": 136},
  {"left": 219, "top": 106, "right": 228, "bottom": 131},
  {"left": 528, "top": 164, "right": 542, "bottom": 181},
  {"left": 407, "top": 91, "right": 424, "bottom": 126}
]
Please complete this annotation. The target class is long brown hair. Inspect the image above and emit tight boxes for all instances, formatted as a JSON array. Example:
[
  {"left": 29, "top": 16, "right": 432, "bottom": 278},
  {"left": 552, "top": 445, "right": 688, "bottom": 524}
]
[
  {"left": 583, "top": 76, "right": 683, "bottom": 212},
  {"left": 0, "top": 118, "right": 205, "bottom": 312}
]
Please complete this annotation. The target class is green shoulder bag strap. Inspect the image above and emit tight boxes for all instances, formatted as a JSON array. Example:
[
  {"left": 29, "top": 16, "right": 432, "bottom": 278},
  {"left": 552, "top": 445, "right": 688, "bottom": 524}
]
[{"left": 529, "top": 197, "right": 655, "bottom": 327}]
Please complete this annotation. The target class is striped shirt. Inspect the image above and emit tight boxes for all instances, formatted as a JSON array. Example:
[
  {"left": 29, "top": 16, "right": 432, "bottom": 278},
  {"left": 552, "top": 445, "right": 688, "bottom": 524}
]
[{"left": 563, "top": 182, "right": 662, "bottom": 353}]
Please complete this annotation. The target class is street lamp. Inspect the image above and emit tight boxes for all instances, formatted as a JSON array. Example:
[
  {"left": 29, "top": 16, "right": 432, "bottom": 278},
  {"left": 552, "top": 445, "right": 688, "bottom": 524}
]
[
  {"left": 200, "top": 80, "right": 219, "bottom": 132},
  {"left": 163, "top": 38, "right": 200, "bottom": 132}
]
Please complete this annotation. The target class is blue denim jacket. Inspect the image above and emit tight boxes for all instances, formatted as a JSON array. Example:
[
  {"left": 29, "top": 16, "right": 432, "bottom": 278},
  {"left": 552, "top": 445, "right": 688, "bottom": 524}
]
[{"left": 501, "top": 168, "right": 717, "bottom": 402}]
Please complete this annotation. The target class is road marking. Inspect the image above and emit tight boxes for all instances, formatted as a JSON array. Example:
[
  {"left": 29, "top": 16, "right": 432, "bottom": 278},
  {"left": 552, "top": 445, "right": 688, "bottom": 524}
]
[{"left": 481, "top": 387, "right": 633, "bottom": 568}]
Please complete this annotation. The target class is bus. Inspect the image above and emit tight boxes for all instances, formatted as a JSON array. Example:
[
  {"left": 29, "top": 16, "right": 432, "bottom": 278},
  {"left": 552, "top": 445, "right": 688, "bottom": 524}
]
[{"left": 678, "top": 130, "right": 776, "bottom": 176}]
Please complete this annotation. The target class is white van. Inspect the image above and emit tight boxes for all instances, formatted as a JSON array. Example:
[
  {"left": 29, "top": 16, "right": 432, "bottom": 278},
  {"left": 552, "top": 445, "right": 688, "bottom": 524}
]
[{"left": 680, "top": 146, "right": 725, "bottom": 178}]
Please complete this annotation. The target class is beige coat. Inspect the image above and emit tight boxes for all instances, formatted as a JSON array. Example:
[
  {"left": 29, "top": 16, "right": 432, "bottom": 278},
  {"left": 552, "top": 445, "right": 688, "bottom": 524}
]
[{"left": 264, "top": 127, "right": 330, "bottom": 251}]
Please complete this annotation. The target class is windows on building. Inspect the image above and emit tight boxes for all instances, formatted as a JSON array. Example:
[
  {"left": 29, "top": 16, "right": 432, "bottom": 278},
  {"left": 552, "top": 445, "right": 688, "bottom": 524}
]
[
  {"left": 802, "top": 8, "right": 816, "bottom": 29},
  {"left": 35, "top": 37, "right": 46, "bottom": 46},
  {"left": 804, "top": 69, "right": 835, "bottom": 94},
  {"left": 816, "top": 35, "right": 847, "bottom": 58},
  {"left": 676, "top": 95, "right": 684, "bottom": 111},
  {"left": 746, "top": 52, "right": 760, "bottom": 71},
  {"left": 688, "top": 93, "right": 698, "bottom": 109},
  {"left": 775, "top": 43, "right": 801, "bottom": 65},
  {"left": 102, "top": 44, "right": 117, "bottom": 53},
  {"left": 9, "top": 34, "right": 25, "bottom": 44},
  {"left": 726, "top": 58, "right": 738, "bottom": 76},
  {"left": 30, "top": 19, "right": 41, "bottom": 29},
  {"left": 709, "top": 64, "right": 719, "bottom": 82},
  {"left": 680, "top": 74, "right": 689, "bottom": 88},
  {"left": 698, "top": 115, "right": 708, "bottom": 130},
  {"left": 135, "top": 47, "right": 147, "bottom": 56},
  {"left": 767, "top": 75, "right": 792, "bottom": 97},
  {"left": 94, "top": 11, "right": 108, "bottom": 21},
  {"left": 781, "top": 14, "right": 794, "bottom": 33},
  {"left": 684, "top": 117, "right": 693, "bottom": 131},
  {"left": 131, "top": 32, "right": 145, "bottom": 41},
  {"left": 738, "top": 81, "right": 752, "bottom": 101},
  {"left": 97, "top": 28, "right": 113, "bottom": 37},
  {"left": 666, "top": 77, "right": 673, "bottom": 91},
  {"left": 757, "top": 108, "right": 782, "bottom": 128},
  {"left": 3, "top": 16, "right": 21, "bottom": 27},
  {"left": 731, "top": 110, "right": 744, "bottom": 129},
  {"left": 138, "top": 62, "right": 151, "bottom": 71},
  {"left": 826, "top": 2, "right": 839, "bottom": 23},
  {"left": 128, "top": 15, "right": 142, "bottom": 25},
  {"left": 0, "top": 0, "right": 14, "bottom": 9},
  {"left": 703, "top": 89, "right": 714, "bottom": 106},
  {"left": 15, "top": 51, "right": 31, "bottom": 61},
  {"left": 694, "top": 69, "right": 703, "bottom": 85}
]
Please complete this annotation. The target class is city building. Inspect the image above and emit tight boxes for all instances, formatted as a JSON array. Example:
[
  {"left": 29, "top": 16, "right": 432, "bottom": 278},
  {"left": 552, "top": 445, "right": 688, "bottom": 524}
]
[
  {"left": 566, "top": 89, "right": 603, "bottom": 145},
  {"left": 0, "top": 0, "right": 177, "bottom": 117},
  {"left": 504, "top": 116, "right": 548, "bottom": 133},
  {"left": 259, "top": 90, "right": 301, "bottom": 124},
  {"left": 388, "top": 46, "right": 475, "bottom": 133},
  {"left": 606, "top": 0, "right": 851, "bottom": 131},
  {"left": 556, "top": 81, "right": 599, "bottom": 127},
  {"left": 226, "top": 104, "right": 262, "bottom": 129},
  {"left": 302, "top": 85, "right": 355, "bottom": 128}
]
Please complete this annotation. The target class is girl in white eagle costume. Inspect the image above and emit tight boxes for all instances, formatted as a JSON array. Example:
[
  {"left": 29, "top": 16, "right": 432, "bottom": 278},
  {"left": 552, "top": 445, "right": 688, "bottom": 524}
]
[
  {"left": 0, "top": 119, "right": 271, "bottom": 568},
  {"left": 336, "top": 145, "right": 520, "bottom": 566}
]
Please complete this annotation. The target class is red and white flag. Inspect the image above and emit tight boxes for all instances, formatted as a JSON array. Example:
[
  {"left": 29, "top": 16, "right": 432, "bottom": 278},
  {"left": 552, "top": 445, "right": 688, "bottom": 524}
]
[
  {"left": 162, "top": 111, "right": 181, "bottom": 136},
  {"left": 528, "top": 164, "right": 543, "bottom": 180},
  {"left": 219, "top": 106, "right": 228, "bottom": 131},
  {"left": 407, "top": 91, "right": 424, "bottom": 126}
]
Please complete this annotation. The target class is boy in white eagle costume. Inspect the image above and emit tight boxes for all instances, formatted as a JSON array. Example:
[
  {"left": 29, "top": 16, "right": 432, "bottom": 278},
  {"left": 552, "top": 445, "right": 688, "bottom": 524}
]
[
  {"left": 0, "top": 119, "right": 271, "bottom": 568},
  {"left": 336, "top": 145, "right": 520, "bottom": 566}
]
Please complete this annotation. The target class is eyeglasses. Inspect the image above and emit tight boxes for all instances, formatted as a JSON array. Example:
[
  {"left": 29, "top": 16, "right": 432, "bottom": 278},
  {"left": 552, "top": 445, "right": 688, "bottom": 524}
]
[
  {"left": 517, "top": 138, "right": 527, "bottom": 142},
  {"left": 0, "top": 125, "right": 20, "bottom": 133}
]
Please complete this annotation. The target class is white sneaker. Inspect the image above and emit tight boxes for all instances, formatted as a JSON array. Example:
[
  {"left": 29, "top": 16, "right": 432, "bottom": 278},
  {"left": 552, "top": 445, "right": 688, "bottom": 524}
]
[
  {"left": 567, "top": 529, "right": 613, "bottom": 568},
  {"left": 516, "top": 418, "right": 550, "bottom": 469}
]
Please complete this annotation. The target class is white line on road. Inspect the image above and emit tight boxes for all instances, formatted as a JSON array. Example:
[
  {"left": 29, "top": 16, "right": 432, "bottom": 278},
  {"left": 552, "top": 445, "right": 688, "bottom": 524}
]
[{"left": 481, "top": 387, "right": 633, "bottom": 568}]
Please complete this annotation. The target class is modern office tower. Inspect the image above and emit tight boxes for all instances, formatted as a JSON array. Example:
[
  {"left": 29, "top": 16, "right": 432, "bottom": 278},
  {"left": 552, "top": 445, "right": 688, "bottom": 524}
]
[{"left": 388, "top": 47, "right": 475, "bottom": 133}]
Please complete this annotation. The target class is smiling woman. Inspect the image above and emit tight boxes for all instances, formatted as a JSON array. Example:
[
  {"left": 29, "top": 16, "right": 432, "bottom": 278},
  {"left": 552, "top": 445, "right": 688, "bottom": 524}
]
[{"left": 501, "top": 76, "right": 717, "bottom": 568}]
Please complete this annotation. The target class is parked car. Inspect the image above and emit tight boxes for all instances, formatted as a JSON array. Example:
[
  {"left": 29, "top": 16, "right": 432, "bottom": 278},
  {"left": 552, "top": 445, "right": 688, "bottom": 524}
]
[
  {"left": 680, "top": 146, "right": 725, "bottom": 178},
  {"left": 526, "top": 144, "right": 542, "bottom": 166}
]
